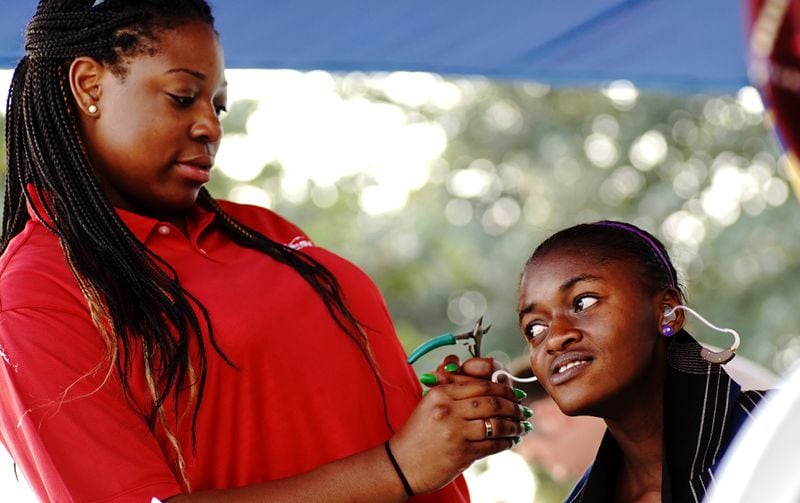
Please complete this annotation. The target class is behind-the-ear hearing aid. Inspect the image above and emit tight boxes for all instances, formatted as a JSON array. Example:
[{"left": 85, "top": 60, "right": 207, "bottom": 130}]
[
  {"left": 663, "top": 305, "right": 740, "bottom": 364},
  {"left": 661, "top": 305, "right": 677, "bottom": 336}
]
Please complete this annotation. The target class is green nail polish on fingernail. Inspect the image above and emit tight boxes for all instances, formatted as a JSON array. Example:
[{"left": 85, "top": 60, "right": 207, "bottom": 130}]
[
  {"left": 513, "top": 436, "right": 521, "bottom": 446},
  {"left": 522, "top": 406, "right": 533, "bottom": 418},
  {"left": 419, "top": 373, "right": 437, "bottom": 386},
  {"left": 444, "top": 363, "right": 459, "bottom": 372},
  {"left": 514, "top": 388, "right": 527, "bottom": 400},
  {"left": 523, "top": 421, "right": 533, "bottom": 433}
]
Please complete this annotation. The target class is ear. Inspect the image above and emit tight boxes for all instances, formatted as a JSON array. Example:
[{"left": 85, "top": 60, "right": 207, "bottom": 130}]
[
  {"left": 69, "top": 56, "right": 105, "bottom": 117},
  {"left": 658, "top": 288, "right": 685, "bottom": 335}
]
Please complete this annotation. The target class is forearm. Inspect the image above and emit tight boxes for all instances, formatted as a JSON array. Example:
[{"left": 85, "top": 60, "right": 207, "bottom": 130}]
[
  {"left": 167, "top": 366, "right": 525, "bottom": 502},
  {"left": 166, "top": 443, "right": 409, "bottom": 503}
]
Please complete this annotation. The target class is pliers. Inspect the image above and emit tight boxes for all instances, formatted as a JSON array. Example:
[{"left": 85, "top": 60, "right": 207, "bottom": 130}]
[{"left": 406, "top": 316, "right": 491, "bottom": 364}]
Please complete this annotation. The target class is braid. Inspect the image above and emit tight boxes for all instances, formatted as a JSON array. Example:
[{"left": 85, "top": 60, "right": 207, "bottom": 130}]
[
  {"left": 25, "top": 10, "right": 146, "bottom": 62},
  {"left": 4, "top": 0, "right": 395, "bottom": 487},
  {"left": 196, "top": 189, "right": 395, "bottom": 431},
  {"left": 2, "top": 59, "right": 29, "bottom": 243}
]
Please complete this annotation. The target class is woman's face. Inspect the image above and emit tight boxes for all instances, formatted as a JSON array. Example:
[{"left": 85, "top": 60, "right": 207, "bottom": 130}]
[
  {"left": 82, "top": 20, "right": 227, "bottom": 222},
  {"left": 518, "top": 249, "right": 667, "bottom": 419}
]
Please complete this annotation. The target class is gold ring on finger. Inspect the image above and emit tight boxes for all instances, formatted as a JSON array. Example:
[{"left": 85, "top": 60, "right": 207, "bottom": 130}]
[{"left": 484, "top": 418, "right": 494, "bottom": 439}]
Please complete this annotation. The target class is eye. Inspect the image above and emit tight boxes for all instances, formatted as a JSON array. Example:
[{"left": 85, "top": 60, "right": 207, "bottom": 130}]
[
  {"left": 167, "top": 93, "right": 195, "bottom": 107},
  {"left": 214, "top": 103, "right": 228, "bottom": 116},
  {"left": 524, "top": 322, "right": 548, "bottom": 341},
  {"left": 574, "top": 295, "right": 598, "bottom": 312}
]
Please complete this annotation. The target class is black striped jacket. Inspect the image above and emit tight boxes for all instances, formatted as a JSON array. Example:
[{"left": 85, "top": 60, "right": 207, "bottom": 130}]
[{"left": 565, "top": 331, "right": 767, "bottom": 503}]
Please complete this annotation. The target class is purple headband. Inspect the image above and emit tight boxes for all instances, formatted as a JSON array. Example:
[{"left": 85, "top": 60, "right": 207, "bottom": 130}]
[{"left": 592, "top": 221, "right": 677, "bottom": 288}]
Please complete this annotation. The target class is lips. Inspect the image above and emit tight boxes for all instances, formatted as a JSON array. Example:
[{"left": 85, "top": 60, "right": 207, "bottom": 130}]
[
  {"left": 549, "top": 352, "right": 593, "bottom": 385},
  {"left": 174, "top": 154, "right": 213, "bottom": 184}
]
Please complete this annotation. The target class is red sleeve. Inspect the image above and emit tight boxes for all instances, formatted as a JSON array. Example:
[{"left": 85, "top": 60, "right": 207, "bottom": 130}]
[{"left": 0, "top": 307, "right": 182, "bottom": 502}]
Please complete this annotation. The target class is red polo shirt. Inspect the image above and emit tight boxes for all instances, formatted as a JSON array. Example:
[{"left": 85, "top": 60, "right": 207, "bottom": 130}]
[{"left": 0, "top": 199, "right": 469, "bottom": 502}]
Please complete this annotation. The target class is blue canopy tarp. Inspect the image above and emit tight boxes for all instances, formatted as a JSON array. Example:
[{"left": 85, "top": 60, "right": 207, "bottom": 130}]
[{"left": 0, "top": 0, "right": 750, "bottom": 93}]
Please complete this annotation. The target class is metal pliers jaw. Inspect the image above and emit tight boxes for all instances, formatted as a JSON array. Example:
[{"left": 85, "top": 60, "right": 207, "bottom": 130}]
[{"left": 406, "top": 316, "right": 492, "bottom": 364}]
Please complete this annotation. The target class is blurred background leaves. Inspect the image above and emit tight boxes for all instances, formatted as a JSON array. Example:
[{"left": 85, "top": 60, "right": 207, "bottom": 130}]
[
  {"left": 211, "top": 71, "right": 800, "bottom": 375},
  {"left": 2, "top": 69, "right": 798, "bottom": 374}
]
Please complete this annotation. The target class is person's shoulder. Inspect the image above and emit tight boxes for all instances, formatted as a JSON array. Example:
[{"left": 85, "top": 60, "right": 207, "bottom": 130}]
[
  {"left": 737, "top": 388, "right": 770, "bottom": 415},
  {"left": 724, "top": 355, "right": 776, "bottom": 418},
  {"left": 215, "top": 201, "right": 379, "bottom": 281},
  {"left": 0, "top": 221, "right": 80, "bottom": 312},
  {"left": 726, "top": 388, "right": 771, "bottom": 438},
  {"left": 1, "top": 219, "right": 62, "bottom": 279},
  {"left": 215, "top": 200, "right": 310, "bottom": 247}
]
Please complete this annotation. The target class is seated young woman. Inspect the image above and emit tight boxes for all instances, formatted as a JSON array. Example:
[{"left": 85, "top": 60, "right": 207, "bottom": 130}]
[{"left": 516, "top": 220, "right": 767, "bottom": 503}]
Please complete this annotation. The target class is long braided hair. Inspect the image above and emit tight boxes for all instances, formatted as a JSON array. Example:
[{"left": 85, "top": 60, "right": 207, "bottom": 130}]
[{"left": 4, "top": 0, "right": 390, "bottom": 486}]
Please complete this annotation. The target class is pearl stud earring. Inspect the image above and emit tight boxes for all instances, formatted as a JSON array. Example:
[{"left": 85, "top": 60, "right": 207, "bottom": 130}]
[{"left": 88, "top": 104, "right": 98, "bottom": 114}]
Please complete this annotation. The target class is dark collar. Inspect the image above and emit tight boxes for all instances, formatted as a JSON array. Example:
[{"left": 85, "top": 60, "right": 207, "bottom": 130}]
[
  {"left": 662, "top": 330, "right": 742, "bottom": 502},
  {"left": 567, "top": 331, "right": 742, "bottom": 503}
]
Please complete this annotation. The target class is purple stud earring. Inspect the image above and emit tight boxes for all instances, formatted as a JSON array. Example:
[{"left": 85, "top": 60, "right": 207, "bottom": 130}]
[{"left": 662, "top": 325, "right": 673, "bottom": 337}]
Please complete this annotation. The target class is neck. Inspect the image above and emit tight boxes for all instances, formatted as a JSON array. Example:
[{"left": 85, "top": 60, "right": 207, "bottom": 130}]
[{"left": 605, "top": 367, "right": 665, "bottom": 502}]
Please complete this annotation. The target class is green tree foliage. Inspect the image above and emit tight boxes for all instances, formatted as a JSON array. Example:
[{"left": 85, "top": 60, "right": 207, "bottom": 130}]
[
  {"left": 3, "top": 73, "right": 798, "bottom": 377},
  {"left": 211, "top": 75, "right": 800, "bottom": 376}
]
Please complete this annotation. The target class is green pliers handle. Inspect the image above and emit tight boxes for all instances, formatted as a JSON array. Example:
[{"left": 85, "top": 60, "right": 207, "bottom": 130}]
[
  {"left": 406, "top": 333, "right": 457, "bottom": 364},
  {"left": 406, "top": 316, "right": 491, "bottom": 365}
]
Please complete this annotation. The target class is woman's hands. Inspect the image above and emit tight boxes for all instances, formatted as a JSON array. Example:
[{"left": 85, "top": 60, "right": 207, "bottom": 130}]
[
  {"left": 426, "top": 355, "right": 510, "bottom": 386},
  {"left": 388, "top": 356, "right": 532, "bottom": 495},
  {"left": 165, "top": 356, "right": 532, "bottom": 502}
]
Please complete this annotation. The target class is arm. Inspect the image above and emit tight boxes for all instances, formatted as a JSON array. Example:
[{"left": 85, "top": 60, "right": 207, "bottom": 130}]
[
  {"left": 1, "top": 304, "right": 524, "bottom": 502},
  {"left": 168, "top": 379, "right": 527, "bottom": 502},
  {"left": 166, "top": 444, "right": 408, "bottom": 503},
  {"left": 0, "top": 307, "right": 181, "bottom": 500}
]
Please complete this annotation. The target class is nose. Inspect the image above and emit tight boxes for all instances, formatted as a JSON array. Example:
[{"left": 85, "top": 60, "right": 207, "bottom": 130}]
[
  {"left": 190, "top": 104, "right": 223, "bottom": 146},
  {"left": 544, "top": 315, "right": 582, "bottom": 354}
]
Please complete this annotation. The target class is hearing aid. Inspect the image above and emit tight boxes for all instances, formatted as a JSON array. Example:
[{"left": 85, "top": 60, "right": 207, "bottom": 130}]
[
  {"left": 661, "top": 305, "right": 677, "bottom": 336},
  {"left": 662, "top": 305, "right": 740, "bottom": 364}
]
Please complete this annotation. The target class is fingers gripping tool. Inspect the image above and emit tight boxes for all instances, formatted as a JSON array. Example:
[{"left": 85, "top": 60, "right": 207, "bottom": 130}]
[{"left": 406, "top": 316, "right": 491, "bottom": 364}]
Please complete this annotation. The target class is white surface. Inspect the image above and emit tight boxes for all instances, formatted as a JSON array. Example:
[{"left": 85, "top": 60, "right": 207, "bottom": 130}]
[
  {"left": 0, "top": 447, "right": 36, "bottom": 502},
  {"left": 464, "top": 450, "right": 537, "bottom": 503}
]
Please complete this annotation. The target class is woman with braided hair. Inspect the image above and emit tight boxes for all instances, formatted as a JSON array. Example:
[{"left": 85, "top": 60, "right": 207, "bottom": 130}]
[{"left": 0, "top": 1, "right": 530, "bottom": 501}]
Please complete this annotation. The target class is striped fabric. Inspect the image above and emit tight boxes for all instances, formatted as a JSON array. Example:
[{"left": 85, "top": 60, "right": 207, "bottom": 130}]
[{"left": 565, "top": 331, "right": 767, "bottom": 502}]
